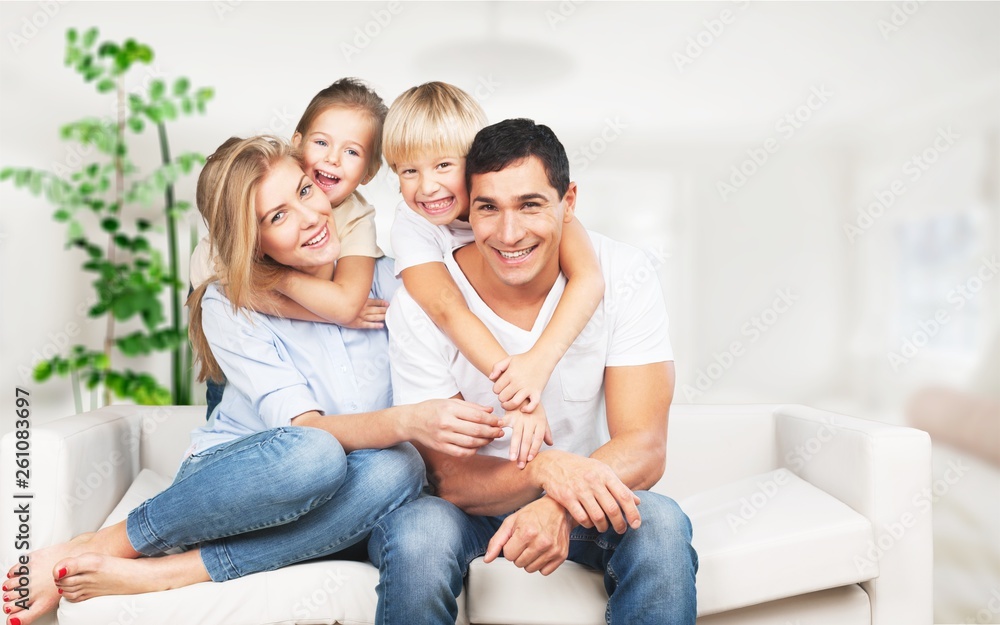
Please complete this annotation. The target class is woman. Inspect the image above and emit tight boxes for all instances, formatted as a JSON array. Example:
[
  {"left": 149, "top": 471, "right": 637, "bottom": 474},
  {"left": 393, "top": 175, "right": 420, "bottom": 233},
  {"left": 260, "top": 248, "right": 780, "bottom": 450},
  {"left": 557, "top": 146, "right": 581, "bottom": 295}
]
[{"left": 2, "top": 136, "right": 504, "bottom": 625}]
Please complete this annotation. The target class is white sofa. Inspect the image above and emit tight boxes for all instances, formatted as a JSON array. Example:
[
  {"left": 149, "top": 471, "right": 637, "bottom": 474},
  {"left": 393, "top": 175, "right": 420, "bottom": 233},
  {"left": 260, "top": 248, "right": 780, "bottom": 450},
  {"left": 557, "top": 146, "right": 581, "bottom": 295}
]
[{"left": 1, "top": 403, "right": 932, "bottom": 625}]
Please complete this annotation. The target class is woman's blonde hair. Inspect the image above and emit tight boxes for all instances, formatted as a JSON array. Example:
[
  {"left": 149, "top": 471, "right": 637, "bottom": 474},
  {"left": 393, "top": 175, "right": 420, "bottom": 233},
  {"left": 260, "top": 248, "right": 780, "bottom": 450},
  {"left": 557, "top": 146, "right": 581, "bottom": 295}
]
[
  {"left": 187, "top": 135, "right": 295, "bottom": 383},
  {"left": 382, "top": 81, "right": 488, "bottom": 172},
  {"left": 294, "top": 77, "right": 388, "bottom": 183}
]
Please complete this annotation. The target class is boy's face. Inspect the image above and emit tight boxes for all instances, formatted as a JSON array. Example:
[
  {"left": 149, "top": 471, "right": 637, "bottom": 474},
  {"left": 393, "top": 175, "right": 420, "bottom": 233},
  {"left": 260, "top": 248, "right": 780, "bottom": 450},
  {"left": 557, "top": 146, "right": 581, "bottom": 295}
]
[
  {"left": 293, "top": 107, "right": 374, "bottom": 208},
  {"left": 395, "top": 153, "right": 469, "bottom": 226},
  {"left": 469, "top": 156, "right": 576, "bottom": 288}
]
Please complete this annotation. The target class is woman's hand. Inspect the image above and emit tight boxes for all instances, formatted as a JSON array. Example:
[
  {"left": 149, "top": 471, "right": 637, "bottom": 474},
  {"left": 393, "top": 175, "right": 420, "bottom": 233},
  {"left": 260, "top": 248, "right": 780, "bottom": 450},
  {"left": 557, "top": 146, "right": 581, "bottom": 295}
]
[{"left": 410, "top": 399, "right": 504, "bottom": 457}]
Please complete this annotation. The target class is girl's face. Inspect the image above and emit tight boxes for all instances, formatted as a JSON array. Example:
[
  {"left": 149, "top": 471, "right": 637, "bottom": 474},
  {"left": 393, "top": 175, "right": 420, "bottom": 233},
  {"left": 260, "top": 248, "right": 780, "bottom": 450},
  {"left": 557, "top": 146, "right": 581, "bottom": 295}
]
[
  {"left": 293, "top": 107, "right": 374, "bottom": 208},
  {"left": 255, "top": 156, "right": 341, "bottom": 278}
]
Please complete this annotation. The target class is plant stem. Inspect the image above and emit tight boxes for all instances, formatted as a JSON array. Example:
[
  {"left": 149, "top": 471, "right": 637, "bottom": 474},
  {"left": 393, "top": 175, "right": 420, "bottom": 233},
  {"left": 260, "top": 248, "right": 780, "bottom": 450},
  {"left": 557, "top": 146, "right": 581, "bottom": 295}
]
[
  {"left": 103, "top": 75, "right": 127, "bottom": 406},
  {"left": 158, "top": 122, "right": 185, "bottom": 405}
]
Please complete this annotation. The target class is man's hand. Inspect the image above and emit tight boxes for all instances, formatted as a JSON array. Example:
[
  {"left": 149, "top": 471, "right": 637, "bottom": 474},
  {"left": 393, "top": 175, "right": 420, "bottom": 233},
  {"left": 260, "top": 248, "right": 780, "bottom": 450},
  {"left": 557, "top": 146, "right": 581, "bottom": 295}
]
[
  {"left": 502, "top": 403, "right": 554, "bottom": 469},
  {"left": 342, "top": 298, "right": 389, "bottom": 329},
  {"left": 529, "top": 449, "right": 641, "bottom": 533},
  {"left": 410, "top": 399, "right": 504, "bottom": 457},
  {"left": 484, "top": 496, "right": 572, "bottom": 575}
]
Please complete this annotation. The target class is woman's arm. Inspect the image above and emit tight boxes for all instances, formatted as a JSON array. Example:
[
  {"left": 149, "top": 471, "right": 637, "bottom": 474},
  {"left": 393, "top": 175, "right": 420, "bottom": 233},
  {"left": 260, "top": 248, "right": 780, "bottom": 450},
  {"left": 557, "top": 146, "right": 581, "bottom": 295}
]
[{"left": 291, "top": 398, "right": 504, "bottom": 454}]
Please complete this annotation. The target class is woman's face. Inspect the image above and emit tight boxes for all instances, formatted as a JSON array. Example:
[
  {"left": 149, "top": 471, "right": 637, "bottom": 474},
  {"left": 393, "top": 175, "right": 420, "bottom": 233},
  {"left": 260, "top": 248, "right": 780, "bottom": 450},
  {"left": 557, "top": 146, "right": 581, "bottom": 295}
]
[{"left": 255, "top": 156, "right": 341, "bottom": 278}]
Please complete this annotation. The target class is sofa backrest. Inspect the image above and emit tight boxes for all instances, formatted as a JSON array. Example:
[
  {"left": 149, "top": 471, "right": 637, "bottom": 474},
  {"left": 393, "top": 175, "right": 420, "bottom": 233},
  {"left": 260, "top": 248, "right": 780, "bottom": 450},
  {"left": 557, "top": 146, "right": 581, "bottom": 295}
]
[{"left": 655, "top": 404, "right": 781, "bottom": 500}]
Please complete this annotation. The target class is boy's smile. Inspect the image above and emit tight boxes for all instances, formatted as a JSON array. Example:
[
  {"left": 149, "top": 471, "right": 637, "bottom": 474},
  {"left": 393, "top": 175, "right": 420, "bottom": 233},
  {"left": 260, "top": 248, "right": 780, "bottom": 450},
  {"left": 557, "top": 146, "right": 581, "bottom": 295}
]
[{"left": 396, "top": 154, "right": 469, "bottom": 226}]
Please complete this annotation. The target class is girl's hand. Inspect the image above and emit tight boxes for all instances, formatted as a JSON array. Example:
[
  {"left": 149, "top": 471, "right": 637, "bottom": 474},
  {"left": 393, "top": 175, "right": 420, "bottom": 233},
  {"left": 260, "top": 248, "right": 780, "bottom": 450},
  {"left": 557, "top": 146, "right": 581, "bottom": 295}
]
[
  {"left": 489, "top": 351, "right": 557, "bottom": 413},
  {"left": 343, "top": 299, "right": 388, "bottom": 329},
  {"left": 503, "top": 403, "right": 554, "bottom": 469}
]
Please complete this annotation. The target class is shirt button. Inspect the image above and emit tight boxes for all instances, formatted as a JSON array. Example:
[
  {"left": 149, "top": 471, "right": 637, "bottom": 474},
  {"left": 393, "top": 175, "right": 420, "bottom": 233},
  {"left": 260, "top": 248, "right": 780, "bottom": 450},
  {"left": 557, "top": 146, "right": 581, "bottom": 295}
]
[{"left": 349, "top": 403, "right": 358, "bottom": 410}]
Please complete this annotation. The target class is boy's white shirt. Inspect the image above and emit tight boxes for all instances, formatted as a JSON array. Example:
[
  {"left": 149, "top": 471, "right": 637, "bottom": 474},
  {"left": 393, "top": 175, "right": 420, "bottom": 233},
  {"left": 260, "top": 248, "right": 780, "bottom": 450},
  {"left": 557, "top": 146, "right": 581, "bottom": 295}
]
[
  {"left": 389, "top": 200, "right": 475, "bottom": 278},
  {"left": 189, "top": 191, "right": 383, "bottom": 288},
  {"left": 386, "top": 231, "right": 673, "bottom": 459}
]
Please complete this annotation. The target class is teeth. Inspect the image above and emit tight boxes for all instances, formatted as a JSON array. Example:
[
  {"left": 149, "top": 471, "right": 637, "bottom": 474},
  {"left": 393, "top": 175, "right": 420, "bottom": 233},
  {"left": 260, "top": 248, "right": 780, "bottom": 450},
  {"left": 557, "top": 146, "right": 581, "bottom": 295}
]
[
  {"left": 423, "top": 198, "right": 452, "bottom": 210},
  {"left": 305, "top": 227, "right": 327, "bottom": 246},
  {"left": 316, "top": 171, "right": 339, "bottom": 182},
  {"left": 498, "top": 247, "right": 533, "bottom": 259}
]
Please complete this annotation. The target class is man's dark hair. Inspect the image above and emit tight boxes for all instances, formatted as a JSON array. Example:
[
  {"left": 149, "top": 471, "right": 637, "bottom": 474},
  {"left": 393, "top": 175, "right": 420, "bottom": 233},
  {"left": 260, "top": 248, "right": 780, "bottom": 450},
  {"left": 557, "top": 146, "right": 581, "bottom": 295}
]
[{"left": 465, "top": 118, "right": 570, "bottom": 198}]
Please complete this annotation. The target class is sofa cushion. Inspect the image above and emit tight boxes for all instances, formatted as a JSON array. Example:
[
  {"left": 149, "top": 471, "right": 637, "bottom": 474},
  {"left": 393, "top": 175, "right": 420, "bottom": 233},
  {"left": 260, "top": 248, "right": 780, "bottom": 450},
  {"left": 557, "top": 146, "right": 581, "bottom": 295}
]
[
  {"left": 99, "top": 468, "right": 173, "bottom": 529},
  {"left": 687, "top": 468, "right": 875, "bottom": 615},
  {"left": 58, "top": 470, "right": 469, "bottom": 625},
  {"left": 465, "top": 469, "right": 875, "bottom": 623}
]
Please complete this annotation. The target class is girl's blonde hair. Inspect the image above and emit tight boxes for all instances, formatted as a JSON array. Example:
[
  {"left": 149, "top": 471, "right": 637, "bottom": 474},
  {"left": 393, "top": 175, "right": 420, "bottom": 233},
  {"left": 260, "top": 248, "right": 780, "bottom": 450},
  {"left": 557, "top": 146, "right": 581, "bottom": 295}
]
[
  {"left": 382, "top": 81, "right": 488, "bottom": 172},
  {"left": 294, "top": 77, "right": 388, "bottom": 183},
  {"left": 187, "top": 135, "right": 295, "bottom": 383}
]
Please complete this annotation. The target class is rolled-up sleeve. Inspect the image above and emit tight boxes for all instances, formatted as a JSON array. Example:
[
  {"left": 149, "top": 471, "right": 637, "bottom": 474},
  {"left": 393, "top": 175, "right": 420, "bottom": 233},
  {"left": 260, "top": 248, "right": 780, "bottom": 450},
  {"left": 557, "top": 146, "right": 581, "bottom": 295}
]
[{"left": 200, "top": 286, "right": 323, "bottom": 428}]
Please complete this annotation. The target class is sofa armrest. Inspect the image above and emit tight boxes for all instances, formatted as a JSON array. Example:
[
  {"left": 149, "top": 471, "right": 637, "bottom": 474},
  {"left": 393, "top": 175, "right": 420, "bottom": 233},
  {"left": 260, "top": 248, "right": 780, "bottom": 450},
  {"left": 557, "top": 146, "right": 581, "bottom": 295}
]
[
  {"left": 774, "top": 404, "right": 932, "bottom": 625},
  {"left": 0, "top": 406, "right": 149, "bottom": 566}
]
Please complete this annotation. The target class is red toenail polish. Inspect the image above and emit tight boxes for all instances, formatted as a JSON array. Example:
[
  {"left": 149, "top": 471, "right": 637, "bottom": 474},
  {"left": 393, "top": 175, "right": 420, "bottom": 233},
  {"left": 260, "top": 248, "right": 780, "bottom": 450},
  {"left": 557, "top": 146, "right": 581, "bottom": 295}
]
[
  {"left": 58, "top": 588, "right": 63, "bottom": 594},
  {"left": 57, "top": 567, "right": 67, "bottom": 579},
  {"left": 11, "top": 618, "right": 21, "bottom": 625},
  {"left": 4, "top": 605, "right": 10, "bottom": 613}
]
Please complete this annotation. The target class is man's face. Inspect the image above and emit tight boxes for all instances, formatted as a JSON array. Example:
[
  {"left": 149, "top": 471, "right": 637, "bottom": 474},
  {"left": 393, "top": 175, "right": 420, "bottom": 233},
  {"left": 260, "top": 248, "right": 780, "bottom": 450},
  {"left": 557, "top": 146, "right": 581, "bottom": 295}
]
[{"left": 468, "top": 156, "right": 576, "bottom": 288}]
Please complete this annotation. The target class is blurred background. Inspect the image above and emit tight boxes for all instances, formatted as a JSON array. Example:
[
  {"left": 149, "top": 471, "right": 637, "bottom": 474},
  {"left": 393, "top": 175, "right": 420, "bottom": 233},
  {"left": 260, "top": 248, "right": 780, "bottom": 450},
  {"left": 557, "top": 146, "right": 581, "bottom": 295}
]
[{"left": 1, "top": 2, "right": 997, "bottom": 623}]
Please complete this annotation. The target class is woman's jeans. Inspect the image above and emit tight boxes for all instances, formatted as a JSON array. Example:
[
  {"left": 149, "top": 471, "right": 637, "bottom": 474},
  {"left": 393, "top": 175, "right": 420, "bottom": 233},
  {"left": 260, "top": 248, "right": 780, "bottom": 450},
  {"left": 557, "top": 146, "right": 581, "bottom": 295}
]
[
  {"left": 368, "top": 493, "right": 698, "bottom": 625},
  {"left": 126, "top": 427, "right": 424, "bottom": 582}
]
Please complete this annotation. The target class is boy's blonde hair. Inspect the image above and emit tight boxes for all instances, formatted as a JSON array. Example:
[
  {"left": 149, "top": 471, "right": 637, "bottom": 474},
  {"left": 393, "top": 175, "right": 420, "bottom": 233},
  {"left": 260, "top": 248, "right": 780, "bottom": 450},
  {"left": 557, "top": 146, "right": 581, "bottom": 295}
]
[
  {"left": 382, "top": 81, "right": 488, "bottom": 172},
  {"left": 295, "top": 77, "right": 388, "bottom": 183},
  {"left": 187, "top": 135, "right": 295, "bottom": 383}
]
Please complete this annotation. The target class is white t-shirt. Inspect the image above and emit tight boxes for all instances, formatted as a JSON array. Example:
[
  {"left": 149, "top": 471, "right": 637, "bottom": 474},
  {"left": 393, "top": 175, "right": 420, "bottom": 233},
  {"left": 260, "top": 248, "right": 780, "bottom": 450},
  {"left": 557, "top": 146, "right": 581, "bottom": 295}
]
[
  {"left": 386, "top": 232, "right": 673, "bottom": 459},
  {"left": 389, "top": 200, "right": 475, "bottom": 277}
]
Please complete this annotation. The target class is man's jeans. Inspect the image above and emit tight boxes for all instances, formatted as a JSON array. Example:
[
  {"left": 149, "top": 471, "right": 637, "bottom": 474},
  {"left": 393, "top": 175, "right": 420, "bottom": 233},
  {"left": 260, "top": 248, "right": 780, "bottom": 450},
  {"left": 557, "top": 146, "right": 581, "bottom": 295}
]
[
  {"left": 368, "top": 492, "right": 698, "bottom": 625},
  {"left": 126, "top": 427, "right": 424, "bottom": 581}
]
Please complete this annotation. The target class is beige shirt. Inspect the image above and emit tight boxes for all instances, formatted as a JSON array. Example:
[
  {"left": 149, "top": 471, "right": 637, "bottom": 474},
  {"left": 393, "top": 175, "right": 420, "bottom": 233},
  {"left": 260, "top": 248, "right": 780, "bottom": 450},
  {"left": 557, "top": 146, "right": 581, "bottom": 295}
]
[{"left": 189, "top": 191, "right": 383, "bottom": 288}]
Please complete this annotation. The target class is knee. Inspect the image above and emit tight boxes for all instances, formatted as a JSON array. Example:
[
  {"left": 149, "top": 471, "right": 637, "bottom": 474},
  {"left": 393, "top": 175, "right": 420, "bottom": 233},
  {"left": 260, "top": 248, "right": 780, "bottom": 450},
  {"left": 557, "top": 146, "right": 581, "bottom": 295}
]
[
  {"left": 275, "top": 427, "right": 347, "bottom": 494},
  {"left": 372, "top": 497, "right": 465, "bottom": 565},
  {"left": 380, "top": 443, "right": 426, "bottom": 497},
  {"left": 624, "top": 493, "right": 695, "bottom": 563}
]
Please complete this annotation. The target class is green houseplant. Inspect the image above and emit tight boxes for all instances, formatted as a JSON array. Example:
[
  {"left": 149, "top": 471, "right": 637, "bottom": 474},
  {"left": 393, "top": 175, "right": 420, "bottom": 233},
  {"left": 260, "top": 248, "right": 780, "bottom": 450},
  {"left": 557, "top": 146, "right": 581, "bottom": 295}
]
[{"left": 2, "top": 28, "right": 214, "bottom": 409}]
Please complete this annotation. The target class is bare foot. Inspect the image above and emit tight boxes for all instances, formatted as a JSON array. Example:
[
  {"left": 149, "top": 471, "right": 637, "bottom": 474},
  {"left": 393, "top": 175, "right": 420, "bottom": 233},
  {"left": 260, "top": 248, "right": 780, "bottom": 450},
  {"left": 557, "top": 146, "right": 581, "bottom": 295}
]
[
  {"left": 2, "top": 532, "right": 96, "bottom": 625},
  {"left": 54, "top": 550, "right": 210, "bottom": 602}
]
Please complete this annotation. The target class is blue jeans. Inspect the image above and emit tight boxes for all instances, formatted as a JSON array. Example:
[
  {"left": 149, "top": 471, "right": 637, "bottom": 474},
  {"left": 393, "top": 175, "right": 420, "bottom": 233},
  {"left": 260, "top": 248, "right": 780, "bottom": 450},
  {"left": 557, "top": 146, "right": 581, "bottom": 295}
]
[
  {"left": 368, "top": 492, "right": 698, "bottom": 625},
  {"left": 205, "top": 377, "right": 225, "bottom": 420},
  {"left": 126, "top": 427, "right": 424, "bottom": 581}
]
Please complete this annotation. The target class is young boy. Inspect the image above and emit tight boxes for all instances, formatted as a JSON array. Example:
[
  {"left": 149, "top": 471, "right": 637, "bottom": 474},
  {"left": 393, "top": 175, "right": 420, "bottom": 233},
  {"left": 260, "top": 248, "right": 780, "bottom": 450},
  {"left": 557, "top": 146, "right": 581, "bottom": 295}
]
[{"left": 382, "top": 82, "right": 605, "bottom": 467}]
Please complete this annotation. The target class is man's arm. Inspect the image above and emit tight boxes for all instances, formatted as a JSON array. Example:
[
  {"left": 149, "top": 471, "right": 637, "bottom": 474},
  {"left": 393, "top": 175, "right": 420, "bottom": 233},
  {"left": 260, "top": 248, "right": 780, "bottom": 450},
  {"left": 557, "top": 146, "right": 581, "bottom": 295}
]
[{"left": 591, "top": 361, "right": 673, "bottom": 489}]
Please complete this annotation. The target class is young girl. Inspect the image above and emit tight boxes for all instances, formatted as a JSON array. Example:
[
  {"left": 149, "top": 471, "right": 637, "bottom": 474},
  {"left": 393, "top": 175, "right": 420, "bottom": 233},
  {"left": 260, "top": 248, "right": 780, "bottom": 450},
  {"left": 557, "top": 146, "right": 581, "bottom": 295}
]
[
  {"left": 1, "top": 136, "right": 501, "bottom": 625},
  {"left": 382, "top": 82, "right": 606, "bottom": 468}
]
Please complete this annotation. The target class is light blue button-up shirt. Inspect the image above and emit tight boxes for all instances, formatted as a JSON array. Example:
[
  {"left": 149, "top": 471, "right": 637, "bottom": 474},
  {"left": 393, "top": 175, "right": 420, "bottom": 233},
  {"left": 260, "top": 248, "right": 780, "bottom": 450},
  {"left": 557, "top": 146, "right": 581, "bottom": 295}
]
[{"left": 189, "top": 257, "right": 400, "bottom": 455}]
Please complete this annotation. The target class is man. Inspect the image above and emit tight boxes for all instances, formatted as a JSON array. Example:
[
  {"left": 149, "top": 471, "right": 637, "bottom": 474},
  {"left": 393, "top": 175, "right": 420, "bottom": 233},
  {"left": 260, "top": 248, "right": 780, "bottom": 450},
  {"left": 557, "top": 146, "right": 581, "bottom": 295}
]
[{"left": 370, "top": 118, "right": 697, "bottom": 625}]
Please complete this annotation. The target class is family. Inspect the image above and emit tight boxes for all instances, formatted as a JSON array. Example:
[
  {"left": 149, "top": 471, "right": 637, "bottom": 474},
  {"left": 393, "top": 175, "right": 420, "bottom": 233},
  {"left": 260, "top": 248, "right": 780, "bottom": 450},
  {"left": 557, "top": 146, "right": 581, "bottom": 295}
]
[{"left": 3, "top": 79, "right": 698, "bottom": 625}]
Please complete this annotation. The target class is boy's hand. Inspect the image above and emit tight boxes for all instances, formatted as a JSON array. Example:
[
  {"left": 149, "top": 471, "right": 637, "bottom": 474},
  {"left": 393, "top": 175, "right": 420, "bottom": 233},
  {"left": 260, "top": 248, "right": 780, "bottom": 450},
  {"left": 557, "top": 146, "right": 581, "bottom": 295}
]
[
  {"left": 489, "top": 351, "right": 557, "bottom": 413},
  {"left": 343, "top": 298, "right": 388, "bottom": 329},
  {"left": 503, "top": 403, "right": 554, "bottom": 469}
]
